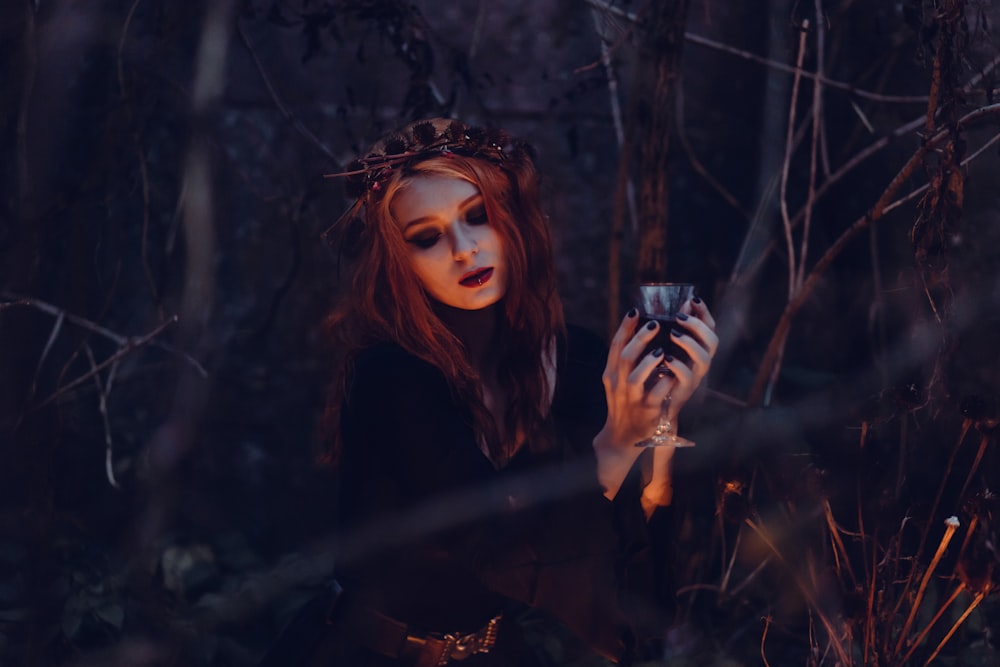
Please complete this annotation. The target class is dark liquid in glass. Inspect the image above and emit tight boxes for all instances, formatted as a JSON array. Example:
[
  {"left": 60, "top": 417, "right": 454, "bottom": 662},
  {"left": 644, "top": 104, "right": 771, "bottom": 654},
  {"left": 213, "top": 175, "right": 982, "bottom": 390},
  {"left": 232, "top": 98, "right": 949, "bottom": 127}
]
[{"left": 639, "top": 315, "right": 690, "bottom": 366}]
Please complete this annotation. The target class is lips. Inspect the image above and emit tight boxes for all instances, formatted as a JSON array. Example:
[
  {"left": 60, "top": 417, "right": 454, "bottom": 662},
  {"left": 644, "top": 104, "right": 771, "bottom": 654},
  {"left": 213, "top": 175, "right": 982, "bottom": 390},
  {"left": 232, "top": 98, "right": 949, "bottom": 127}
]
[{"left": 459, "top": 267, "right": 493, "bottom": 287}]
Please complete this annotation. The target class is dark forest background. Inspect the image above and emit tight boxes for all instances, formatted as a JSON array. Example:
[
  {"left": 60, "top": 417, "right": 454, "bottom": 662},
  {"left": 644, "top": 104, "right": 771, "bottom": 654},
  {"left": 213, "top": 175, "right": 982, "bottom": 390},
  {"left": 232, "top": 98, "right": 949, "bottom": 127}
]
[{"left": 2, "top": 0, "right": 999, "bottom": 665}]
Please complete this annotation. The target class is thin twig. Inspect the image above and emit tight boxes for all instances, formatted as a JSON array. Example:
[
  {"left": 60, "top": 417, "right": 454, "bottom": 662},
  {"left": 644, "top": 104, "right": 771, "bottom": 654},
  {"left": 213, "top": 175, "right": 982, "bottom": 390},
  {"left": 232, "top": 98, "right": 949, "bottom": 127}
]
[
  {"left": 747, "top": 103, "right": 1000, "bottom": 404},
  {"left": 84, "top": 345, "right": 121, "bottom": 489},
  {"left": 730, "top": 55, "right": 1000, "bottom": 295},
  {"left": 797, "top": 0, "right": 825, "bottom": 289},
  {"left": 235, "top": 20, "right": 338, "bottom": 163},
  {"left": 956, "top": 434, "right": 992, "bottom": 502},
  {"left": 899, "top": 582, "right": 965, "bottom": 665},
  {"left": 728, "top": 555, "right": 772, "bottom": 599},
  {"left": 117, "top": 0, "right": 161, "bottom": 315},
  {"left": 948, "top": 515, "right": 978, "bottom": 582},
  {"left": 893, "top": 516, "right": 960, "bottom": 659},
  {"left": 745, "top": 518, "right": 851, "bottom": 665},
  {"left": 760, "top": 615, "right": 773, "bottom": 667},
  {"left": 824, "top": 500, "right": 858, "bottom": 587},
  {"left": 29, "top": 309, "right": 65, "bottom": 400},
  {"left": 719, "top": 523, "right": 744, "bottom": 594},
  {"left": 581, "top": 0, "right": 934, "bottom": 103},
  {"left": 922, "top": 590, "right": 987, "bottom": 666},
  {"left": 780, "top": 21, "right": 809, "bottom": 301},
  {"left": 676, "top": 79, "right": 747, "bottom": 218},
  {"left": 1, "top": 295, "right": 207, "bottom": 377},
  {"left": 890, "top": 422, "right": 971, "bottom": 625},
  {"left": 37, "top": 316, "right": 180, "bottom": 409}
]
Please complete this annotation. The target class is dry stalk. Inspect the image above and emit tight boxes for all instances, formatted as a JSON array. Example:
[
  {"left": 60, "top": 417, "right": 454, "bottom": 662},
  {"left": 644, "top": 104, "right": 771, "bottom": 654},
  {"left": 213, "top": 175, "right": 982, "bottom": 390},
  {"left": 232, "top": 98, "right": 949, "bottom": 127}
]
[
  {"left": 728, "top": 554, "right": 772, "bottom": 599},
  {"left": 780, "top": 20, "right": 810, "bottom": 301},
  {"left": 744, "top": 518, "right": 851, "bottom": 666},
  {"left": 823, "top": 500, "right": 857, "bottom": 587},
  {"left": 719, "top": 522, "right": 744, "bottom": 594},
  {"left": 892, "top": 421, "right": 971, "bottom": 622},
  {"left": 898, "top": 582, "right": 965, "bottom": 665},
  {"left": 921, "top": 589, "right": 987, "bottom": 666},
  {"left": 949, "top": 515, "right": 979, "bottom": 583},
  {"left": 956, "top": 434, "right": 992, "bottom": 502},
  {"left": 892, "top": 516, "right": 960, "bottom": 659},
  {"left": 760, "top": 614, "right": 773, "bottom": 667},
  {"left": 798, "top": 0, "right": 825, "bottom": 289}
]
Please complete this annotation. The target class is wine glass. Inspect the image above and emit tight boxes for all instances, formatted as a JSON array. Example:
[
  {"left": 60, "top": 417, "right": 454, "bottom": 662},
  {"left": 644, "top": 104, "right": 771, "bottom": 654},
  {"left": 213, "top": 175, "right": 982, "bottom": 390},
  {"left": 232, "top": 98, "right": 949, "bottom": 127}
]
[{"left": 634, "top": 282, "right": 696, "bottom": 448}]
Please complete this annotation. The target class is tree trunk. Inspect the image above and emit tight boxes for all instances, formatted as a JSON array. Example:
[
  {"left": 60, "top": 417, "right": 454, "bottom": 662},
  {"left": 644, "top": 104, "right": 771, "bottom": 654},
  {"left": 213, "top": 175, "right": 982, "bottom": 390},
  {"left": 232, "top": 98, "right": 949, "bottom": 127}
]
[{"left": 630, "top": 0, "right": 691, "bottom": 283}]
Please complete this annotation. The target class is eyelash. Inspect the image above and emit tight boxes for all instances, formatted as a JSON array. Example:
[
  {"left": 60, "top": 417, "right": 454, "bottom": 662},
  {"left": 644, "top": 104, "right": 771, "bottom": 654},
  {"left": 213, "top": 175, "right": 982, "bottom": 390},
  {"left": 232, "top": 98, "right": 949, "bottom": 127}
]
[{"left": 406, "top": 207, "right": 489, "bottom": 249}]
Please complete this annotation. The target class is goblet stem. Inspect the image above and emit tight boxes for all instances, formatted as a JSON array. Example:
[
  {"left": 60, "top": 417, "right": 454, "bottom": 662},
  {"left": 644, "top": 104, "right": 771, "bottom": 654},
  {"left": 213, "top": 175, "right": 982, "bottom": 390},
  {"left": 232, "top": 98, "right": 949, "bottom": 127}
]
[{"left": 637, "top": 398, "right": 696, "bottom": 448}]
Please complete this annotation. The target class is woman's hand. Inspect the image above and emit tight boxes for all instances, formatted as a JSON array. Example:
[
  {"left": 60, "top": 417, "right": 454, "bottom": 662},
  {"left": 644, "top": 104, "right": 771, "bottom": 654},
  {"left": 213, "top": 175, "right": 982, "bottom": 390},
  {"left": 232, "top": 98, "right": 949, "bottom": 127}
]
[{"left": 593, "top": 299, "right": 718, "bottom": 502}]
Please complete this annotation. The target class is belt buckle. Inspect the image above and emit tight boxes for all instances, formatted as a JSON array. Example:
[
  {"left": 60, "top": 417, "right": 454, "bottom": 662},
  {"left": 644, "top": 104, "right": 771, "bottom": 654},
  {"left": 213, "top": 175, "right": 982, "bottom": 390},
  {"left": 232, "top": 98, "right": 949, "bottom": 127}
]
[{"left": 436, "top": 613, "right": 501, "bottom": 665}]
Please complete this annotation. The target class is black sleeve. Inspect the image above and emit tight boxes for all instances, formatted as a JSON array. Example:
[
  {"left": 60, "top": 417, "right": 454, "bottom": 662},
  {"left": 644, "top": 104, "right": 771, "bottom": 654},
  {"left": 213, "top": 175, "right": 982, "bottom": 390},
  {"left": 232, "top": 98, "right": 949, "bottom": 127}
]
[{"left": 554, "top": 326, "right": 678, "bottom": 655}]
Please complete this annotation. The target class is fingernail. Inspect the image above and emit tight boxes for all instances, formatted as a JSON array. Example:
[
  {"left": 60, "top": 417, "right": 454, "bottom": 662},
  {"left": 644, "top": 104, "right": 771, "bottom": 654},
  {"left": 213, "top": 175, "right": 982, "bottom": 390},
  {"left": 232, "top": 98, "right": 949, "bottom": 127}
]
[
  {"left": 693, "top": 296, "right": 703, "bottom": 304},
  {"left": 671, "top": 328, "right": 684, "bottom": 337},
  {"left": 651, "top": 347, "right": 664, "bottom": 357},
  {"left": 665, "top": 355, "right": 675, "bottom": 362},
  {"left": 676, "top": 313, "right": 689, "bottom": 321},
  {"left": 646, "top": 321, "right": 658, "bottom": 331},
  {"left": 626, "top": 307, "right": 638, "bottom": 318}
]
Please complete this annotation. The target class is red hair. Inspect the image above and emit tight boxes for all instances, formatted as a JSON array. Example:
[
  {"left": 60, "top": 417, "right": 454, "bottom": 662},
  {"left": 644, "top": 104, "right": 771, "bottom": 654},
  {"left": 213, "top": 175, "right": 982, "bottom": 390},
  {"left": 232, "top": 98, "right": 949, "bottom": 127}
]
[{"left": 321, "top": 142, "right": 565, "bottom": 466}]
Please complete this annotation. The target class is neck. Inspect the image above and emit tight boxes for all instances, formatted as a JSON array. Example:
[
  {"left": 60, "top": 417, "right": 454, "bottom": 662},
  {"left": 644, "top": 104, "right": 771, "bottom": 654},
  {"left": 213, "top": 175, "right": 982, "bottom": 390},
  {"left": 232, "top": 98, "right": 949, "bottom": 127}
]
[{"left": 434, "top": 301, "right": 503, "bottom": 374}]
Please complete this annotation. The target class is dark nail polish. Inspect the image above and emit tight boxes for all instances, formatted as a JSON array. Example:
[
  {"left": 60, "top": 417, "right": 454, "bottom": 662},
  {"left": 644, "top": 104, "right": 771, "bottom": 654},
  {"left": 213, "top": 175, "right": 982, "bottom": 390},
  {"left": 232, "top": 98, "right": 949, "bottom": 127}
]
[
  {"left": 627, "top": 307, "right": 638, "bottom": 318},
  {"left": 693, "top": 296, "right": 703, "bottom": 304},
  {"left": 651, "top": 347, "right": 664, "bottom": 357},
  {"left": 665, "top": 355, "right": 675, "bottom": 363},
  {"left": 676, "top": 312, "right": 689, "bottom": 321},
  {"left": 671, "top": 328, "right": 684, "bottom": 338},
  {"left": 646, "top": 321, "right": 658, "bottom": 331}
]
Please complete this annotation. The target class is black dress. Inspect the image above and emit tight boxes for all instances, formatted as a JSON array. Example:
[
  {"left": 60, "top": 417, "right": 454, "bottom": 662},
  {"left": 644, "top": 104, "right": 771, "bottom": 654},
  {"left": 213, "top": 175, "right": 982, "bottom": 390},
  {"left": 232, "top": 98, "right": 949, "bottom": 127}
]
[{"left": 265, "top": 325, "right": 674, "bottom": 666}]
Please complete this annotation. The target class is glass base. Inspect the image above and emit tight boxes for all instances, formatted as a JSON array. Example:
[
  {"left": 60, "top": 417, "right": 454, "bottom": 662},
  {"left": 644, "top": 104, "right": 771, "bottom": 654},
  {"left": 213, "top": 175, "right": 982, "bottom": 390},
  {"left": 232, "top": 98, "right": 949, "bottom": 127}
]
[{"left": 635, "top": 414, "right": 696, "bottom": 448}]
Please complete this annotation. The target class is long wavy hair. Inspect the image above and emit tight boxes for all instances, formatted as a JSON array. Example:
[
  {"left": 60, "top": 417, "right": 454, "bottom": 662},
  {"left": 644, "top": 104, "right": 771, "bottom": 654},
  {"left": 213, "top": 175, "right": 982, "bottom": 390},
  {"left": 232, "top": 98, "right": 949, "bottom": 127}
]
[{"left": 320, "top": 125, "right": 565, "bottom": 466}]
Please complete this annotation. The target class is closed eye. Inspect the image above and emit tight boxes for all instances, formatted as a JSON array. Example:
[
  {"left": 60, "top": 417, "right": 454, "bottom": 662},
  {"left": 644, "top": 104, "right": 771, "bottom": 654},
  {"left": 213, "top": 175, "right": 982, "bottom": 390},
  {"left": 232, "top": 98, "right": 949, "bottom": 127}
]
[
  {"left": 465, "top": 204, "right": 488, "bottom": 225},
  {"left": 407, "top": 232, "right": 442, "bottom": 249}
]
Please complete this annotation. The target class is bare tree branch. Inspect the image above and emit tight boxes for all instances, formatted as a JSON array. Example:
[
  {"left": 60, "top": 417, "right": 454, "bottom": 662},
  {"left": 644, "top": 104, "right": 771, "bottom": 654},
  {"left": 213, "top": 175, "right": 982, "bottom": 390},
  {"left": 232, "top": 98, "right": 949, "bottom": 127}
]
[
  {"left": 1, "top": 294, "right": 207, "bottom": 378},
  {"left": 747, "top": 103, "right": 1000, "bottom": 404}
]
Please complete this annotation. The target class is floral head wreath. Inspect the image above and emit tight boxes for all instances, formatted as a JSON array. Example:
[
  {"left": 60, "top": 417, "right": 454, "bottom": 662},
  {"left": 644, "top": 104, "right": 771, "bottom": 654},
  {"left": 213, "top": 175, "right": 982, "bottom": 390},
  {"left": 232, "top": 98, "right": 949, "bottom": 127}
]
[{"left": 322, "top": 118, "right": 536, "bottom": 255}]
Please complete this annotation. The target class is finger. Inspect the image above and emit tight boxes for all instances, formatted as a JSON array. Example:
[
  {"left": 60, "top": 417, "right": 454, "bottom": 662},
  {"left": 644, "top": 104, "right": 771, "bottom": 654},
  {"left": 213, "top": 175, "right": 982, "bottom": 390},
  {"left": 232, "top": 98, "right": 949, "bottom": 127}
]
[
  {"left": 661, "top": 354, "right": 696, "bottom": 403},
  {"left": 690, "top": 296, "right": 716, "bottom": 331},
  {"left": 646, "top": 370, "right": 676, "bottom": 405},
  {"left": 628, "top": 346, "right": 673, "bottom": 391},
  {"left": 609, "top": 309, "right": 643, "bottom": 360},
  {"left": 666, "top": 330, "right": 713, "bottom": 388},
  {"left": 605, "top": 309, "right": 641, "bottom": 382},
  {"left": 672, "top": 315, "right": 719, "bottom": 357},
  {"left": 622, "top": 319, "right": 663, "bottom": 364}
]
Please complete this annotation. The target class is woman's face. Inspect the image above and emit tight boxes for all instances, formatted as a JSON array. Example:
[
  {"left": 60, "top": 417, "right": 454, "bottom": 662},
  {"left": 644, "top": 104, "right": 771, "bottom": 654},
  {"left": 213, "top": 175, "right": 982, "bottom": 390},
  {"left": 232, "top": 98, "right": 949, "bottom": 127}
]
[{"left": 390, "top": 174, "right": 507, "bottom": 310}]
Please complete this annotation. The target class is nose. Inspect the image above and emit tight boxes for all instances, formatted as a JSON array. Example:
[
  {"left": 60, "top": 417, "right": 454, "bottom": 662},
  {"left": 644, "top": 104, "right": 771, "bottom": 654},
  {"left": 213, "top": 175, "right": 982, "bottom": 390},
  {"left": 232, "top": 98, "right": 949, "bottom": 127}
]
[{"left": 452, "top": 226, "right": 479, "bottom": 261}]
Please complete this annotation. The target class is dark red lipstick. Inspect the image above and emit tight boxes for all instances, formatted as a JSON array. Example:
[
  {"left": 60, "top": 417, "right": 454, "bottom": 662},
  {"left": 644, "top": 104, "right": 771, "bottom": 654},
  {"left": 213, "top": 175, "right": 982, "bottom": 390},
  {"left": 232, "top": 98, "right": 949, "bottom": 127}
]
[{"left": 460, "top": 267, "right": 493, "bottom": 287}]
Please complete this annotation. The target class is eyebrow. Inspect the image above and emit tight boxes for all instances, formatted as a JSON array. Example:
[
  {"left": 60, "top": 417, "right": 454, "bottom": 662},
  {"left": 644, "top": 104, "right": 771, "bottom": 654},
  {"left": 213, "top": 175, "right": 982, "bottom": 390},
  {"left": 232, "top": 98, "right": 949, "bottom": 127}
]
[{"left": 402, "top": 194, "right": 483, "bottom": 231}]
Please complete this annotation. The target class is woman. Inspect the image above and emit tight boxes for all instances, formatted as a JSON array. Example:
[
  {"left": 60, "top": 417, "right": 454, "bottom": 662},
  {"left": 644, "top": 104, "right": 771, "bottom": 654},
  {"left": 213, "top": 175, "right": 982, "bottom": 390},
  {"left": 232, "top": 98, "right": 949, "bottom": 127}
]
[{"left": 265, "top": 118, "right": 717, "bottom": 666}]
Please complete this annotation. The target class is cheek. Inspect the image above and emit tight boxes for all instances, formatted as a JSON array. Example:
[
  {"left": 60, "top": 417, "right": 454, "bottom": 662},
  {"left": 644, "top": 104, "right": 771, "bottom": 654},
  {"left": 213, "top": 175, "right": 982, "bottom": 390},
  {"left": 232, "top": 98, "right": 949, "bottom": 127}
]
[{"left": 407, "top": 254, "right": 446, "bottom": 290}]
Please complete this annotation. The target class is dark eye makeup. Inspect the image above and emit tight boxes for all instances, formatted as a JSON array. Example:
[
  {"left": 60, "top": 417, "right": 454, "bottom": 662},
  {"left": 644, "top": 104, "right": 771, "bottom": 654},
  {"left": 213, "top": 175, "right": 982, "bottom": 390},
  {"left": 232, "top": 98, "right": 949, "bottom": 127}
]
[
  {"left": 403, "top": 200, "right": 488, "bottom": 249},
  {"left": 466, "top": 205, "right": 488, "bottom": 225}
]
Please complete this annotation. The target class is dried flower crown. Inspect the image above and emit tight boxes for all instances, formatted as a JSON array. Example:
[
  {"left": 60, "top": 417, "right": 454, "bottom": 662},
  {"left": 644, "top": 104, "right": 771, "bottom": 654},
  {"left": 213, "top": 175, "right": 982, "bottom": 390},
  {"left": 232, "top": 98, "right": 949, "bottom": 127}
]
[
  {"left": 323, "top": 119, "right": 535, "bottom": 198},
  {"left": 322, "top": 119, "right": 536, "bottom": 256}
]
